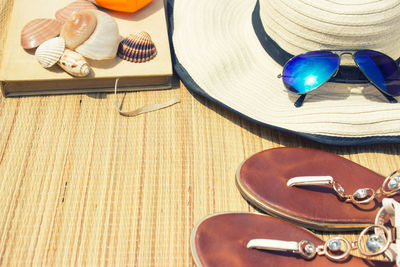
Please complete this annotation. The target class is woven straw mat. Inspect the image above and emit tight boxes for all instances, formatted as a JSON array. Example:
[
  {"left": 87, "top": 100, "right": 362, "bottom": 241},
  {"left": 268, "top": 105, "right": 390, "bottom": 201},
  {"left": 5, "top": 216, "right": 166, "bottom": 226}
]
[{"left": 1, "top": 0, "right": 400, "bottom": 265}]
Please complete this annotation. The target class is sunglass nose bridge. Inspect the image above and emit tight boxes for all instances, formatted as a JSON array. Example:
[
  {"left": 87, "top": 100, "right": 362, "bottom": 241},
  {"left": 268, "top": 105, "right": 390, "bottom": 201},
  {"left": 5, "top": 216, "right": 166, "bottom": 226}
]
[
  {"left": 337, "top": 51, "right": 354, "bottom": 57},
  {"left": 334, "top": 52, "right": 357, "bottom": 73},
  {"left": 337, "top": 51, "right": 354, "bottom": 63}
]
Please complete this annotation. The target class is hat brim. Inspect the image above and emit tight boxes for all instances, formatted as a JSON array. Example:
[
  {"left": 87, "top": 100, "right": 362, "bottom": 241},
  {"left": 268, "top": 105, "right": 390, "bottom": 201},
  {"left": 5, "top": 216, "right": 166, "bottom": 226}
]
[{"left": 167, "top": 0, "right": 400, "bottom": 145}]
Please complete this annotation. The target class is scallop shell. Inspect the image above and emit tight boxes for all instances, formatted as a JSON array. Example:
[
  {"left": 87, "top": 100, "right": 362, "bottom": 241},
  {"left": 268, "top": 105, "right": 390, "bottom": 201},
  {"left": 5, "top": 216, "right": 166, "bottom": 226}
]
[
  {"left": 60, "top": 10, "right": 97, "bottom": 50},
  {"left": 55, "top": 0, "right": 98, "bottom": 24},
  {"left": 57, "top": 49, "right": 91, "bottom": 77},
  {"left": 75, "top": 10, "right": 119, "bottom": 60},
  {"left": 117, "top": 32, "right": 157, "bottom": 63},
  {"left": 35, "top": 37, "right": 65, "bottom": 68},
  {"left": 20, "top": 18, "right": 62, "bottom": 49}
]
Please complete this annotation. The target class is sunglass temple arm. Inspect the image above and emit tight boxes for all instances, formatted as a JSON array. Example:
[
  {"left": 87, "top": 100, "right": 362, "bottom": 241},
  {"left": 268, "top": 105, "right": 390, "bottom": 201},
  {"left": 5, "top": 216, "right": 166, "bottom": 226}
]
[
  {"left": 379, "top": 91, "right": 398, "bottom": 103},
  {"left": 294, "top": 90, "right": 398, "bottom": 107},
  {"left": 294, "top": 94, "right": 306, "bottom": 107}
]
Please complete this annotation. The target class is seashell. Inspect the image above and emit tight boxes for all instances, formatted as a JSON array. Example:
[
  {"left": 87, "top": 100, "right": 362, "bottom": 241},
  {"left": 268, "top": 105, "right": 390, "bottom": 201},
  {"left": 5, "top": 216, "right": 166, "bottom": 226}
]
[
  {"left": 57, "top": 49, "right": 91, "bottom": 77},
  {"left": 55, "top": 0, "right": 98, "bottom": 24},
  {"left": 35, "top": 37, "right": 65, "bottom": 68},
  {"left": 117, "top": 32, "right": 157, "bottom": 63},
  {"left": 60, "top": 10, "right": 97, "bottom": 50},
  {"left": 20, "top": 18, "right": 62, "bottom": 49},
  {"left": 75, "top": 10, "right": 119, "bottom": 60}
]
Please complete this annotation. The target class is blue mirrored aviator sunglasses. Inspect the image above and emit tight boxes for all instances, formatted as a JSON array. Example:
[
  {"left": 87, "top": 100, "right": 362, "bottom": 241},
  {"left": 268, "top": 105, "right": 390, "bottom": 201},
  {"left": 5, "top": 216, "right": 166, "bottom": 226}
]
[{"left": 278, "top": 50, "right": 400, "bottom": 107}]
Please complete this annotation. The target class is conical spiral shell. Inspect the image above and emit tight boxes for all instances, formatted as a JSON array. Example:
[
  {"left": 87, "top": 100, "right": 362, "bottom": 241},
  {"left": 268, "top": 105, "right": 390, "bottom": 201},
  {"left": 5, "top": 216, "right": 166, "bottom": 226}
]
[
  {"left": 75, "top": 10, "right": 120, "bottom": 60},
  {"left": 35, "top": 37, "right": 65, "bottom": 68},
  {"left": 60, "top": 10, "right": 97, "bottom": 49},
  {"left": 117, "top": 32, "right": 157, "bottom": 63},
  {"left": 20, "top": 18, "right": 62, "bottom": 49},
  {"left": 55, "top": 0, "right": 98, "bottom": 24},
  {"left": 57, "top": 49, "right": 91, "bottom": 77}
]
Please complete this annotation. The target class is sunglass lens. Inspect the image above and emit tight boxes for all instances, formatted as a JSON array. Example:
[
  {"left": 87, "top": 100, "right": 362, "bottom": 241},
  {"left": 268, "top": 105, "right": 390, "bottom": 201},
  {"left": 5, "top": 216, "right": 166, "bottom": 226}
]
[
  {"left": 282, "top": 51, "right": 339, "bottom": 94},
  {"left": 354, "top": 50, "right": 400, "bottom": 96}
]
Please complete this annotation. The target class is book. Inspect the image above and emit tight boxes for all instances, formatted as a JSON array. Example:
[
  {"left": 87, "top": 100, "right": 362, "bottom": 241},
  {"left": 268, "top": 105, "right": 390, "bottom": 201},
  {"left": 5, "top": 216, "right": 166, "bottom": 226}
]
[{"left": 0, "top": 0, "right": 172, "bottom": 96}]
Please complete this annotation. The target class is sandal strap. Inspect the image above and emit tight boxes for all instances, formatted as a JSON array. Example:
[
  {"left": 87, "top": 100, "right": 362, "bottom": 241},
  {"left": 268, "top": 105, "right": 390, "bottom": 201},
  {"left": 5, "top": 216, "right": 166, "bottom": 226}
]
[
  {"left": 248, "top": 198, "right": 400, "bottom": 263},
  {"left": 247, "top": 239, "right": 298, "bottom": 251},
  {"left": 287, "top": 171, "right": 400, "bottom": 205},
  {"left": 286, "top": 176, "right": 333, "bottom": 187},
  {"left": 375, "top": 198, "right": 400, "bottom": 265}
]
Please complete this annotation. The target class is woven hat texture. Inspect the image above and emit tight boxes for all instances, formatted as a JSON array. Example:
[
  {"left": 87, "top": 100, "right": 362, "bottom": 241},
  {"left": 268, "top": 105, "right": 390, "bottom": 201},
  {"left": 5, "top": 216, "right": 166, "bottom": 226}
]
[
  {"left": 169, "top": 0, "right": 400, "bottom": 145},
  {"left": 261, "top": 0, "right": 400, "bottom": 63}
]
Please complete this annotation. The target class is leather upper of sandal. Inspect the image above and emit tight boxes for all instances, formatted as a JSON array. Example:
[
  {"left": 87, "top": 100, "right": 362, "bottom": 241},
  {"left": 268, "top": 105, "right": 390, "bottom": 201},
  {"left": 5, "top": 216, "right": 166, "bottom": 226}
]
[
  {"left": 236, "top": 147, "right": 400, "bottom": 230},
  {"left": 191, "top": 212, "right": 393, "bottom": 267}
]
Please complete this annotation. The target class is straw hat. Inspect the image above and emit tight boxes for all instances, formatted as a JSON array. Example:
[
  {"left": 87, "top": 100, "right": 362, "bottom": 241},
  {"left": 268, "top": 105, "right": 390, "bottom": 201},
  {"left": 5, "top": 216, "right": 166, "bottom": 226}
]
[{"left": 168, "top": 0, "right": 400, "bottom": 145}]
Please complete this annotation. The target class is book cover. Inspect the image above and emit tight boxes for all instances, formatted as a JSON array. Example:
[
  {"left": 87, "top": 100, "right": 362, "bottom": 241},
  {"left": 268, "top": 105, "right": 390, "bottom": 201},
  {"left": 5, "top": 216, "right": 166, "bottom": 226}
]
[{"left": 0, "top": 0, "right": 172, "bottom": 96}]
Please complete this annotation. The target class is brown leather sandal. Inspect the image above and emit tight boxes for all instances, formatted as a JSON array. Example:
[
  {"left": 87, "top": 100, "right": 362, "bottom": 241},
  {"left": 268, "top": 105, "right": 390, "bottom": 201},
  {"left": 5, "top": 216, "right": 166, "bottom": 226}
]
[
  {"left": 191, "top": 211, "right": 396, "bottom": 267},
  {"left": 236, "top": 147, "right": 400, "bottom": 231}
]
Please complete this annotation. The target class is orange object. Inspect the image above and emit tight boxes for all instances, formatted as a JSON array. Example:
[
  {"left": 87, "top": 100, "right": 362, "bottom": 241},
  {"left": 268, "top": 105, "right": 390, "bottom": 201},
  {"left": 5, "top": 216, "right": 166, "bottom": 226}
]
[{"left": 90, "top": 0, "right": 152, "bottom": 13}]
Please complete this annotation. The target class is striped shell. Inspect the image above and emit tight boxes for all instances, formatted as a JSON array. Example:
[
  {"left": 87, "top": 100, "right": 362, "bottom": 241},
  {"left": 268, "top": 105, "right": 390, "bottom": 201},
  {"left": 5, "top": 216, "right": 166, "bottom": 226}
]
[
  {"left": 20, "top": 18, "right": 62, "bottom": 49},
  {"left": 60, "top": 10, "right": 97, "bottom": 49},
  {"left": 57, "top": 49, "right": 91, "bottom": 77},
  {"left": 35, "top": 37, "right": 65, "bottom": 68},
  {"left": 55, "top": 0, "right": 98, "bottom": 24},
  {"left": 117, "top": 32, "right": 157, "bottom": 63},
  {"left": 75, "top": 10, "right": 119, "bottom": 60}
]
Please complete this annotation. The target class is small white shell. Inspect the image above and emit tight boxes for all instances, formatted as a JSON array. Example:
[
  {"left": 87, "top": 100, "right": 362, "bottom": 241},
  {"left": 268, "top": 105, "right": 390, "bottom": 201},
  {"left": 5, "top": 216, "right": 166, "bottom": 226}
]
[
  {"left": 57, "top": 49, "right": 91, "bottom": 77},
  {"left": 75, "top": 10, "right": 119, "bottom": 60},
  {"left": 35, "top": 37, "right": 65, "bottom": 68}
]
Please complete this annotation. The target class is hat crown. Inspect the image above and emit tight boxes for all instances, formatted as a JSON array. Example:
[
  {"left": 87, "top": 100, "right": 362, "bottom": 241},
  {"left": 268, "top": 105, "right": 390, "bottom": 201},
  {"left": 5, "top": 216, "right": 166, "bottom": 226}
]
[{"left": 260, "top": 0, "right": 400, "bottom": 60}]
